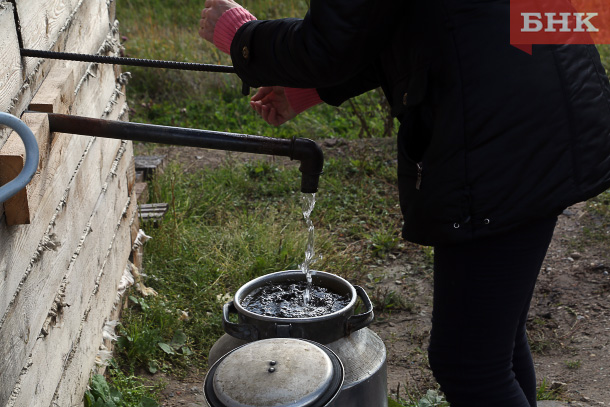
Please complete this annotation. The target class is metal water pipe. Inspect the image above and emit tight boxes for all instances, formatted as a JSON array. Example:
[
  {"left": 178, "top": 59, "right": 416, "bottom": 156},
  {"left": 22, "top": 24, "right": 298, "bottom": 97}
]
[
  {"left": 46, "top": 113, "right": 324, "bottom": 193},
  {"left": 0, "top": 112, "right": 40, "bottom": 203}
]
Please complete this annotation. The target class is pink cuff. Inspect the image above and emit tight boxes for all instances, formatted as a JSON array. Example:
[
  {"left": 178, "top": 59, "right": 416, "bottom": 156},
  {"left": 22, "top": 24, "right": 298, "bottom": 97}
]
[
  {"left": 213, "top": 7, "right": 257, "bottom": 54},
  {"left": 285, "top": 88, "right": 323, "bottom": 114},
  {"left": 213, "top": 9, "right": 321, "bottom": 114}
]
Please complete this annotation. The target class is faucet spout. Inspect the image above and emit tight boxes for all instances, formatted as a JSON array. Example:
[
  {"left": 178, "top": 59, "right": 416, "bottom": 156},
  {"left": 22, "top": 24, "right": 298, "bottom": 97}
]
[
  {"left": 290, "top": 137, "right": 324, "bottom": 194},
  {"left": 44, "top": 113, "right": 324, "bottom": 193}
]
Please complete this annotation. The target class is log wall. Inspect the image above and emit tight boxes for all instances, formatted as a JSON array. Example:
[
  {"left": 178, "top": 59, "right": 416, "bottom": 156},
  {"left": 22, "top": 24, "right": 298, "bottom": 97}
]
[{"left": 0, "top": 1, "right": 137, "bottom": 405}]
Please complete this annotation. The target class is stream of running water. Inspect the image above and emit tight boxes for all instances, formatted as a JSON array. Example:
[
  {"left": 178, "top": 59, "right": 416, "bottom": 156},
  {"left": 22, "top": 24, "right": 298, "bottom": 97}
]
[{"left": 300, "top": 192, "right": 319, "bottom": 304}]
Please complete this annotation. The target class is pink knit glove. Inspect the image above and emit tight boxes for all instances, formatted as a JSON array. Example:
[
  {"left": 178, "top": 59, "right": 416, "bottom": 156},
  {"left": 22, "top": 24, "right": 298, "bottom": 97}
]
[
  {"left": 213, "top": 7, "right": 256, "bottom": 54},
  {"left": 285, "top": 88, "right": 322, "bottom": 114},
  {"left": 213, "top": 7, "right": 322, "bottom": 114}
]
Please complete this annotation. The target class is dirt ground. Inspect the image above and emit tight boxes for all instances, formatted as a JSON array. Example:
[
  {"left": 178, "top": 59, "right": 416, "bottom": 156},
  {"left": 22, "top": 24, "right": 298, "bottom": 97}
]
[
  {"left": 373, "top": 202, "right": 610, "bottom": 406},
  {"left": 134, "top": 142, "right": 610, "bottom": 406}
]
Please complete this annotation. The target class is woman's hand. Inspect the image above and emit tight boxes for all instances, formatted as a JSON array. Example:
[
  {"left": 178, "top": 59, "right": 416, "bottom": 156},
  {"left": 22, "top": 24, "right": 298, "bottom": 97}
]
[
  {"left": 199, "top": 0, "right": 242, "bottom": 43},
  {"left": 250, "top": 87, "right": 297, "bottom": 127}
]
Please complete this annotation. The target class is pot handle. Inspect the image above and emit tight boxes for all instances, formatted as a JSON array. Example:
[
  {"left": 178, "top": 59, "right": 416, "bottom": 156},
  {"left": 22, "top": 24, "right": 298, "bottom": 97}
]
[
  {"left": 346, "top": 285, "right": 374, "bottom": 334},
  {"left": 222, "top": 301, "right": 259, "bottom": 341}
]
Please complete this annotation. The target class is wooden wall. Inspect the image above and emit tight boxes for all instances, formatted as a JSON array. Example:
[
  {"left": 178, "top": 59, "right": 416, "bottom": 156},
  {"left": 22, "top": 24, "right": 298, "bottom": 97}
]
[{"left": 0, "top": 0, "right": 138, "bottom": 405}]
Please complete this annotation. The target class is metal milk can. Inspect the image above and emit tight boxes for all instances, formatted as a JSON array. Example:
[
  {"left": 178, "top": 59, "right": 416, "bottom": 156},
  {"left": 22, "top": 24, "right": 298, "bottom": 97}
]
[{"left": 205, "top": 270, "right": 388, "bottom": 407}]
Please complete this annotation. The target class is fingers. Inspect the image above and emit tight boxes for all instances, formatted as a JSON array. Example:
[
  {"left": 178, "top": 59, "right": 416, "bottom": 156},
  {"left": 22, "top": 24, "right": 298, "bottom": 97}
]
[
  {"left": 199, "top": 20, "right": 214, "bottom": 41},
  {"left": 250, "top": 101, "right": 281, "bottom": 126},
  {"left": 199, "top": 6, "right": 218, "bottom": 42},
  {"left": 199, "top": 8, "right": 209, "bottom": 40},
  {"left": 261, "top": 105, "right": 270, "bottom": 123},
  {"left": 250, "top": 101, "right": 262, "bottom": 116},
  {"left": 267, "top": 107, "right": 281, "bottom": 127},
  {"left": 200, "top": 0, "right": 243, "bottom": 42},
  {"left": 251, "top": 87, "right": 274, "bottom": 102}
]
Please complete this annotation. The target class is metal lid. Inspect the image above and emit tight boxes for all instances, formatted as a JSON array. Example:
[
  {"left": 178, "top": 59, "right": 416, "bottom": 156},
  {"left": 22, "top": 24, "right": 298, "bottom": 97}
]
[{"left": 205, "top": 338, "right": 344, "bottom": 407}]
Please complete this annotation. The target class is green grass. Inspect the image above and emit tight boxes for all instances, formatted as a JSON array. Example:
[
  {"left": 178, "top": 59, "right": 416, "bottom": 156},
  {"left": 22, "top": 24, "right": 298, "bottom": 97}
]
[
  {"left": 111, "top": 2, "right": 400, "bottom": 397},
  {"left": 584, "top": 189, "right": 610, "bottom": 242},
  {"left": 84, "top": 361, "right": 162, "bottom": 407},
  {"left": 536, "top": 378, "right": 566, "bottom": 401},
  {"left": 116, "top": 144, "right": 402, "bottom": 373},
  {"left": 117, "top": 0, "right": 395, "bottom": 139},
  {"left": 111, "top": 0, "right": 610, "bottom": 404}
]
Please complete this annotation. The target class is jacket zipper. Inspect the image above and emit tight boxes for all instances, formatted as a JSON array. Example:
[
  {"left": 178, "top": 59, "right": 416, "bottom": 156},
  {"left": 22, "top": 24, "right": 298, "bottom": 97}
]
[{"left": 416, "top": 162, "right": 423, "bottom": 190}]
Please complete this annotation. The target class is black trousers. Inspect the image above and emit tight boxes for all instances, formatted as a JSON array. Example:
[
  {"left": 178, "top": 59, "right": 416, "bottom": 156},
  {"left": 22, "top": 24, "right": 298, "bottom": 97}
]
[{"left": 428, "top": 217, "right": 557, "bottom": 407}]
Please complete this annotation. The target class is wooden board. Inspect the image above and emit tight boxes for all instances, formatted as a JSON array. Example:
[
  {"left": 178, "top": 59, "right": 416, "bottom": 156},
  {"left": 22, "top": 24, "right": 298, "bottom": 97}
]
[
  {"left": 0, "top": 66, "right": 75, "bottom": 226},
  {"left": 108, "top": 0, "right": 117, "bottom": 22},
  {"left": 51, "top": 193, "right": 136, "bottom": 407},
  {"left": 0, "top": 113, "right": 50, "bottom": 225},
  {"left": 17, "top": 0, "right": 78, "bottom": 55},
  {"left": 11, "top": 0, "right": 112, "bottom": 121},
  {"left": 0, "top": 130, "right": 91, "bottom": 319},
  {"left": 0, "top": 60, "right": 124, "bottom": 228},
  {"left": 0, "top": 60, "right": 128, "bottom": 405},
  {"left": 0, "top": 61, "right": 120, "bottom": 319},
  {"left": 7, "top": 143, "right": 133, "bottom": 406},
  {"left": 0, "top": 1, "right": 137, "bottom": 403},
  {"left": 135, "top": 182, "right": 149, "bottom": 204},
  {"left": 0, "top": 3, "right": 23, "bottom": 143},
  {"left": 48, "top": 0, "right": 112, "bottom": 82},
  {"left": 126, "top": 155, "right": 137, "bottom": 194},
  {"left": 0, "top": 135, "right": 124, "bottom": 405},
  {"left": 28, "top": 67, "right": 75, "bottom": 114},
  {"left": 139, "top": 203, "right": 169, "bottom": 222},
  {"left": 135, "top": 155, "right": 167, "bottom": 180}
]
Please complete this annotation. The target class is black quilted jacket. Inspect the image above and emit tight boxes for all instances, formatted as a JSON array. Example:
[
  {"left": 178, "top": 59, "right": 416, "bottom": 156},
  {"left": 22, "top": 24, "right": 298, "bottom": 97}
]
[{"left": 230, "top": 0, "right": 610, "bottom": 246}]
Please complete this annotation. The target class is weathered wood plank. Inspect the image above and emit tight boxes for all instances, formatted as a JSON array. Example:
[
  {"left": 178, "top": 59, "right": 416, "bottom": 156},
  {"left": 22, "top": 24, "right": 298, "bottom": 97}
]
[
  {"left": 54, "top": 0, "right": 113, "bottom": 85},
  {"left": 135, "top": 155, "right": 167, "bottom": 180},
  {"left": 0, "top": 131, "right": 90, "bottom": 317},
  {"left": 73, "top": 65, "right": 121, "bottom": 119},
  {"left": 0, "top": 3, "right": 23, "bottom": 143},
  {"left": 51, "top": 192, "right": 136, "bottom": 407},
  {"left": 0, "top": 113, "right": 50, "bottom": 225},
  {"left": 0, "top": 135, "right": 124, "bottom": 406},
  {"left": 0, "top": 65, "right": 75, "bottom": 225},
  {"left": 0, "top": 1, "right": 135, "bottom": 404},
  {"left": 126, "top": 155, "right": 136, "bottom": 194},
  {"left": 0, "top": 62, "right": 127, "bottom": 404},
  {"left": 0, "top": 155, "right": 27, "bottom": 220},
  {"left": 108, "top": 0, "right": 117, "bottom": 24},
  {"left": 130, "top": 196, "right": 142, "bottom": 271},
  {"left": 12, "top": 0, "right": 112, "bottom": 121},
  {"left": 28, "top": 67, "right": 75, "bottom": 114},
  {"left": 135, "top": 182, "right": 149, "bottom": 204},
  {"left": 8, "top": 142, "right": 133, "bottom": 407},
  {"left": 139, "top": 203, "right": 169, "bottom": 222},
  {"left": 17, "top": 0, "right": 77, "bottom": 55},
  {"left": 0, "top": 61, "right": 117, "bottom": 228},
  {"left": 0, "top": 66, "right": 75, "bottom": 225},
  {"left": 0, "top": 61, "right": 120, "bottom": 318}
]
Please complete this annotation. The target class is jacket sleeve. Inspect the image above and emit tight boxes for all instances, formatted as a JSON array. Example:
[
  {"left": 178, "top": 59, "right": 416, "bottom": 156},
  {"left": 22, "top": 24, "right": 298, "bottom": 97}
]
[
  {"left": 229, "top": 1, "right": 401, "bottom": 89},
  {"left": 316, "top": 68, "right": 381, "bottom": 107}
]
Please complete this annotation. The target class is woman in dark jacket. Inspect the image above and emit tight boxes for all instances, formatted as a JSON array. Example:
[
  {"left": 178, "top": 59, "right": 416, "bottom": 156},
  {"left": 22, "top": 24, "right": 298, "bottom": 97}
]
[{"left": 200, "top": 0, "right": 610, "bottom": 406}]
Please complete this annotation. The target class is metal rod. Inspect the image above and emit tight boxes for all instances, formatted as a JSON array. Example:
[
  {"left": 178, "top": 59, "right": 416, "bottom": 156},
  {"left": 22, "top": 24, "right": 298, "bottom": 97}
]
[
  {"left": 20, "top": 49, "right": 236, "bottom": 73},
  {"left": 46, "top": 113, "right": 323, "bottom": 193}
]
